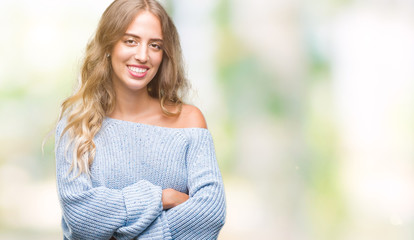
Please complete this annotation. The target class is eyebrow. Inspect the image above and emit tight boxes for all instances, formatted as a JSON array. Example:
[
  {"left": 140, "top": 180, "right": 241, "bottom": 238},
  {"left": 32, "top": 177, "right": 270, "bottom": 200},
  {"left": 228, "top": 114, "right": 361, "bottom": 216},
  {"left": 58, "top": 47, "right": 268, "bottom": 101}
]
[{"left": 124, "top": 33, "right": 163, "bottom": 42}]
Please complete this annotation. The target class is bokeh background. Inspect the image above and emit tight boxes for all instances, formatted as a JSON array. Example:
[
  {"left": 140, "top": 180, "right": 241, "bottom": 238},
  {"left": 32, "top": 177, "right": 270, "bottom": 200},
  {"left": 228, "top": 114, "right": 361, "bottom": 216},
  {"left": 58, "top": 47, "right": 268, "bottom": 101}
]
[{"left": 1, "top": 0, "right": 414, "bottom": 239}]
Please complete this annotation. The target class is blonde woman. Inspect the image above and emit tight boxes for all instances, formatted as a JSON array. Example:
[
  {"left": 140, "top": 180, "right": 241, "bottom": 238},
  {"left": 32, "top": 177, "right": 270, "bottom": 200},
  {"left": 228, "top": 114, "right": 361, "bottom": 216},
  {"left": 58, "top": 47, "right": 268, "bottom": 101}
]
[{"left": 55, "top": 0, "right": 226, "bottom": 239}]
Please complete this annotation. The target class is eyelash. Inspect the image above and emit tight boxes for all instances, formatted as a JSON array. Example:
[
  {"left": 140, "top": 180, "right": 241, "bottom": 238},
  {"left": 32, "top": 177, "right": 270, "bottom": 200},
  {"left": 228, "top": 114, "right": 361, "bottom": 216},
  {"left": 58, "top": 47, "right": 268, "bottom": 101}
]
[
  {"left": 125, "top": 39, "right": 136, "bottom": 45},
  {"left": 150, "top": 43, "right": 162, "bottom": 50}
]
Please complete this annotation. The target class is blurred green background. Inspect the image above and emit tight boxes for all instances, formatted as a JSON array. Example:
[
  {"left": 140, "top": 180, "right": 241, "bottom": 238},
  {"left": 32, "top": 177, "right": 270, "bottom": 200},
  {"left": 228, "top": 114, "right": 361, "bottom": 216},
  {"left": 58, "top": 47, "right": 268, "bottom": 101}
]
[{"left": 1, "top": 0, "right": 414, "bottom": 239}]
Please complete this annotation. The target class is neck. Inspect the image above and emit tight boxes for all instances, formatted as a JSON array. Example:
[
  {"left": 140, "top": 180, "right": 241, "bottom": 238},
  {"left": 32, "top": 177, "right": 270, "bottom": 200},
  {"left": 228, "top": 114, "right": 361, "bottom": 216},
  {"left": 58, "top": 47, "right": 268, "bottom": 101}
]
[{"left": 109, "top": 87, "right": 157, "bottom": 122}]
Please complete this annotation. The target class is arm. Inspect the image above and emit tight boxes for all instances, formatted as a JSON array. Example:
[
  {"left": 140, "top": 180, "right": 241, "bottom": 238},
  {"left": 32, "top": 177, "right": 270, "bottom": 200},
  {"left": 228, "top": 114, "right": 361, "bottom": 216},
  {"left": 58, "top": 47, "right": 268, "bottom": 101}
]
[
  {"left": 55, "top": 120, "right": 163, "bottom": 240},
  {"left": 165, "top": 130, "right": 226, "bottom": 239},
  {"left": 139, "top": 129, "right": 226, "bottom": 240}
]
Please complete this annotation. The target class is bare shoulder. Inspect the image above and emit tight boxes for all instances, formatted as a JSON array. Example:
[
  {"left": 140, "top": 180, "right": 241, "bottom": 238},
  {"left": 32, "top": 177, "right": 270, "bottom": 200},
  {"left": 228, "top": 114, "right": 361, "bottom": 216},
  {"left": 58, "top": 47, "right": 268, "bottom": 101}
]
[{"left": 179, "top": 104, "right": 208, "bottom": 129}]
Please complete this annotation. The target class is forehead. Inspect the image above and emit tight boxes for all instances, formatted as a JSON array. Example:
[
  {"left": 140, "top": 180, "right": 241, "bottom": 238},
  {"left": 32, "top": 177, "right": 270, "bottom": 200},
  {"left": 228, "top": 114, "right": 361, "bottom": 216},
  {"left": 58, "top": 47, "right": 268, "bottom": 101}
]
[{"left": 125, "top": 11, "right": 163, "bottom": 39}]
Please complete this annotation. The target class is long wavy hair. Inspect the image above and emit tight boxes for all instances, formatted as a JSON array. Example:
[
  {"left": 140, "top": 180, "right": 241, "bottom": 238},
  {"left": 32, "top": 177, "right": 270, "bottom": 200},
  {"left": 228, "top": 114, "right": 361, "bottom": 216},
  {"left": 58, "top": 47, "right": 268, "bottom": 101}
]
[{"left": 58, "top": 0, "right": 188, "bottom": 175}]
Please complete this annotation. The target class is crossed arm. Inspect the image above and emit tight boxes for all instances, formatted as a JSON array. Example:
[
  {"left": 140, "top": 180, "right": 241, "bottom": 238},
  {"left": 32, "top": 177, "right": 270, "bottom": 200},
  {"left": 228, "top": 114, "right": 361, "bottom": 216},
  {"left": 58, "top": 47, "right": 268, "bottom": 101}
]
[{"left": 56, "top": 123, "right": 225, "bottom": 240}]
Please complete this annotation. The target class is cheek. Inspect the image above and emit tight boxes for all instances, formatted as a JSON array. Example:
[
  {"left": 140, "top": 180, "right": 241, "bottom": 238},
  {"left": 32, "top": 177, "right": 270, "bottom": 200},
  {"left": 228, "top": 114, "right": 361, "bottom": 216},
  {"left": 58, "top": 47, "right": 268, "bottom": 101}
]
[
  {"left": 151, "top": 52, "right": 163, "bottom": 67},
  {"left": 111, "top": 45, "right": 131, "bottom": 64}
]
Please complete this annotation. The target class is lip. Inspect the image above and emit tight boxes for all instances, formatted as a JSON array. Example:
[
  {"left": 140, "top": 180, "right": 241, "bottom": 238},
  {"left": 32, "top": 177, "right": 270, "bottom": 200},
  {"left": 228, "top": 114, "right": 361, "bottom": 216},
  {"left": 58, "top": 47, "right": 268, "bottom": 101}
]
[{"left": 127, "top": 65, "right": 150, "bottom": 78}]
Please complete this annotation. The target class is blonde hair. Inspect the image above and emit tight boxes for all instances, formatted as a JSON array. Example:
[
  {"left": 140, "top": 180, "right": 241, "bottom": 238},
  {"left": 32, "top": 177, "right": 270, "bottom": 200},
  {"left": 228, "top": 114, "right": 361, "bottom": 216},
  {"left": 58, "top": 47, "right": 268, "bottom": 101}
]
[{"left": 58, "top": 0, "right": 188, "bottom": 175}]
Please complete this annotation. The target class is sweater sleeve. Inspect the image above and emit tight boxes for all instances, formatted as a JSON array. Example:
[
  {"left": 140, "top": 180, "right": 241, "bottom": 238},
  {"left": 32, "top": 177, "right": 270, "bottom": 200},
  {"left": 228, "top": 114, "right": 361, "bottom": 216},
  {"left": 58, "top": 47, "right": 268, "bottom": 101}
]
[
  {"left": 139, "top": 129, "right": 226, "bottom": 240},
  {"left": 55, "top": 119, "right": 163, "bottom": 240}
]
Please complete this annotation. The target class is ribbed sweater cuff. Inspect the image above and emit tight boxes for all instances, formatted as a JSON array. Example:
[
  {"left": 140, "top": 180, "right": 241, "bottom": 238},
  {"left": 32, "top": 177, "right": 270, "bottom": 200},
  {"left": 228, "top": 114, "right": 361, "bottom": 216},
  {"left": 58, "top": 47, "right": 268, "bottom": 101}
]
[
  {"left": 122, "top": 180, "right": 163, "bottom": 225},
  {"left": 160, "top": 211, "right": 173, "bottom": 240}
]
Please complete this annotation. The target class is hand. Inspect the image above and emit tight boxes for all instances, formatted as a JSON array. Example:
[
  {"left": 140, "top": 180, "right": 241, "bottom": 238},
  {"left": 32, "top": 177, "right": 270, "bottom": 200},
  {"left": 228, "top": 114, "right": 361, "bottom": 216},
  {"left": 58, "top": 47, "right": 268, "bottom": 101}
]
[{"left": 162, "top": 188, "right": 189, "bottom": 210}]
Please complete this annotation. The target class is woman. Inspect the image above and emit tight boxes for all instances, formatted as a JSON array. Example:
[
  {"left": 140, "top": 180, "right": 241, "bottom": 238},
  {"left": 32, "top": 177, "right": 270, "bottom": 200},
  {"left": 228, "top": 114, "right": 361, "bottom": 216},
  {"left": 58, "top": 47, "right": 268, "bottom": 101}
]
[{"left": 55, "top": 0, "right": 226, "bottom": 239}]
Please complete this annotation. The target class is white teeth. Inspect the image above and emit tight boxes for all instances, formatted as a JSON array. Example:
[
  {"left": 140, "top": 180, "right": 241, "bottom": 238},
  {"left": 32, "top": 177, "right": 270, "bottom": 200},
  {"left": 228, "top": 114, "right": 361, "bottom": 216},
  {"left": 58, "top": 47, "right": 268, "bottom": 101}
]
[{"left": 128, "top": 66, "right": 148, "bottom": 73}]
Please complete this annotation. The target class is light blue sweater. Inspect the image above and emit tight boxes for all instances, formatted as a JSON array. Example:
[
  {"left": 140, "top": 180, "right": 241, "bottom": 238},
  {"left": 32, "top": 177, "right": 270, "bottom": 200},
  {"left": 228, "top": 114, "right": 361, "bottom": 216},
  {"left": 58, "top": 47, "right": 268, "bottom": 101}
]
[{"left": 55, "top": 117, "right": 226, "bottom": 240}]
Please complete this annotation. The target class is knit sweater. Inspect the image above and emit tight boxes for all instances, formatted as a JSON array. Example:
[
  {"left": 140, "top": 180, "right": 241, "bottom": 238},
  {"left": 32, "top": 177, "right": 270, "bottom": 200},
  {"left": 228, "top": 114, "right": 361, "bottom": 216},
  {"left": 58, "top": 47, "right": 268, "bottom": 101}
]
[{"left": 55, "top": 117, "right": 226, "bottom": 240}]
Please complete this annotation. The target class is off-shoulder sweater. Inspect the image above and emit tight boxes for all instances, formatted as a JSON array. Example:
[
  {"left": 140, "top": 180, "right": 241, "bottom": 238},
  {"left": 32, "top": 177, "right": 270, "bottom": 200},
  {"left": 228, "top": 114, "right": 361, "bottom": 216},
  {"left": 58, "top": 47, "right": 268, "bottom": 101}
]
[{"left": 55, "top": 117, "right": 226, "bottom": 240}]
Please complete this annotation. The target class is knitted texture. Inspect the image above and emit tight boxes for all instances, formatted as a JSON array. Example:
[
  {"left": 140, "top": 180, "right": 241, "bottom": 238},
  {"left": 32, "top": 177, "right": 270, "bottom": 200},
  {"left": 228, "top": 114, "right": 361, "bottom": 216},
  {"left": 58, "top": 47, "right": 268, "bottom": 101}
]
[{"left": 55, "top": 117, "right": 226, "bottom": 240}]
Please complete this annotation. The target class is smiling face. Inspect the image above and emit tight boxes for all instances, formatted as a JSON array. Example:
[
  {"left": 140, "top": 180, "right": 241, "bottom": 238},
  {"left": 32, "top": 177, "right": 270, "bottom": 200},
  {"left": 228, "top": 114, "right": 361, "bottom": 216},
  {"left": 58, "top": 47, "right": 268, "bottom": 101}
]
[{"left": 110, "top": 10, "right": 163, "bottom": 95}]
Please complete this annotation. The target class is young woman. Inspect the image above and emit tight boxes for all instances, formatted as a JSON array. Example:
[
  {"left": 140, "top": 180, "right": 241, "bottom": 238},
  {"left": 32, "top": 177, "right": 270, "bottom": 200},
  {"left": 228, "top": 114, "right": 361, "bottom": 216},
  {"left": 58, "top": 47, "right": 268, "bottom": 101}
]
[{"left": 55, "top": 0, "right": 226, "bottom": 239}]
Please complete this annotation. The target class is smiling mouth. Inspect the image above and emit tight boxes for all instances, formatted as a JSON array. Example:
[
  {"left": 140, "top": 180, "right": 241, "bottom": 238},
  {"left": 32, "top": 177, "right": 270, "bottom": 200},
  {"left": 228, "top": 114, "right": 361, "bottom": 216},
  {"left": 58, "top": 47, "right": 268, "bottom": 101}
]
[{"left": 128, "top": 66, "right": 149, "bottom": 74}]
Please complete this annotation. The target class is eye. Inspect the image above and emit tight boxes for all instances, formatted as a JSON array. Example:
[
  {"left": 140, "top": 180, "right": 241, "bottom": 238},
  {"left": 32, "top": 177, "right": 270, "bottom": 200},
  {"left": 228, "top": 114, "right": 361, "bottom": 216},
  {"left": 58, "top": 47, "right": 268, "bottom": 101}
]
[
  {"left": 124, "top": 38, "right": 138, "bottom": 46},
  {"left": 149, "top": 43, "right": 162, "bottom": 50}
]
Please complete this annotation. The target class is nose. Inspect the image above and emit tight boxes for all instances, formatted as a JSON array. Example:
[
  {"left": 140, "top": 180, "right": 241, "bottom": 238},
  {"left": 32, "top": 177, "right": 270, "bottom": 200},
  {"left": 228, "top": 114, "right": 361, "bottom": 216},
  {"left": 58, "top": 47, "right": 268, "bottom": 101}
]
[{"left": 134, "top": 44, "right": 148, "bottom": 63}]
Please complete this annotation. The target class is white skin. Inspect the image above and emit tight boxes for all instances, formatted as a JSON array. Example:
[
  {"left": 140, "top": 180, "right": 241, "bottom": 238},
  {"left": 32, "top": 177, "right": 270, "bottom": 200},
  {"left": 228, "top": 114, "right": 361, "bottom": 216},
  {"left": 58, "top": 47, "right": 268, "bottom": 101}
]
[{"left": 109, "top": 10, "right": 188, "bottom": 210}]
